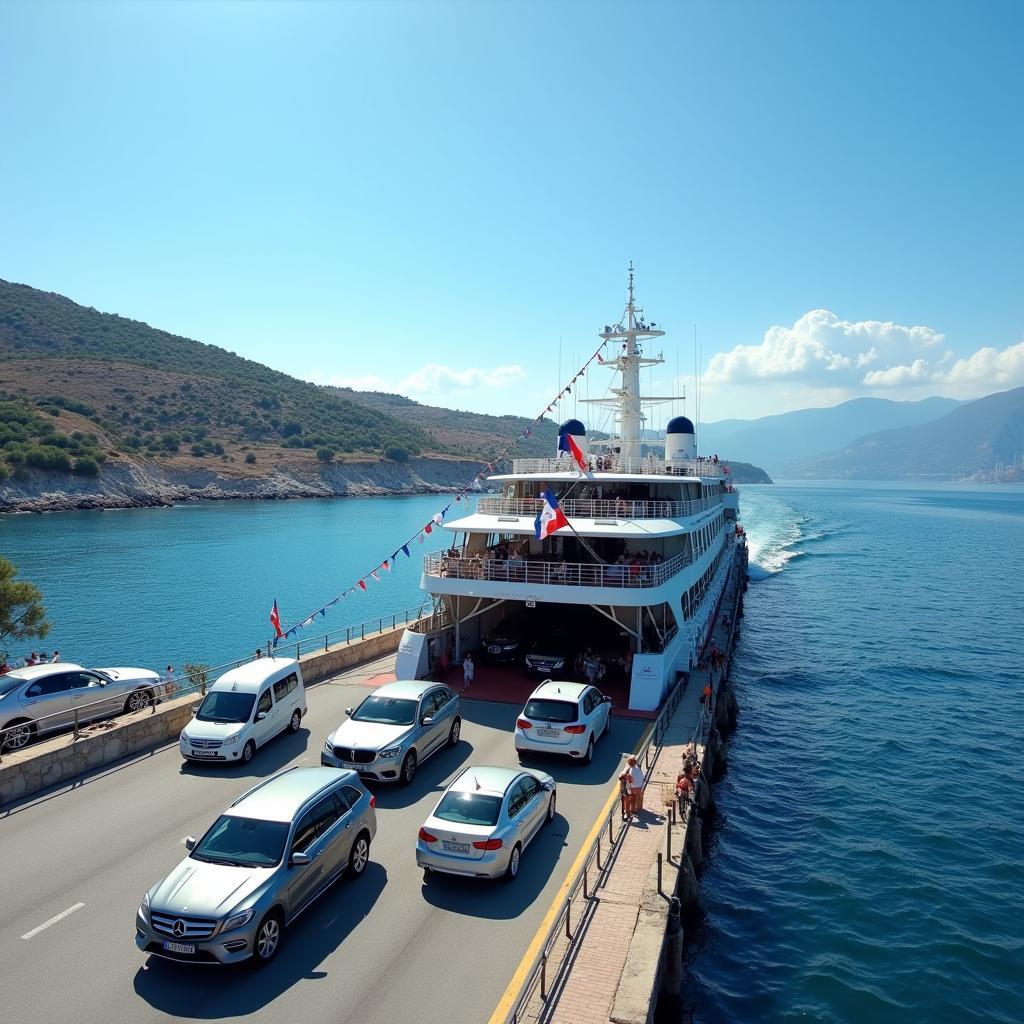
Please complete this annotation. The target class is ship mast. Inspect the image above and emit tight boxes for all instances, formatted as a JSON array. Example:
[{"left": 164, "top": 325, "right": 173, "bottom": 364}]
[{"left": 582, "top": 263, "right": 676, "bottom": 463}]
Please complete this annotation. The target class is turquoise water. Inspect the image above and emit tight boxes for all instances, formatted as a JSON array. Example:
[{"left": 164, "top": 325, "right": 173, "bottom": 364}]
[
  {"left": 687, "top": 482, "right": 1024, "bottom": 1023},
  {"left": 3, "top": 485, "right": 1022, "bottom": 1021},
  {"left": 0, "top": 495, "right": 444, "bottom": 670}
]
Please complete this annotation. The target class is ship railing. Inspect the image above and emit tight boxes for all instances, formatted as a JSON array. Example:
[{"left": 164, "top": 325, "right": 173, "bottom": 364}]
[
  {"left": 509, "top": 455, "right": 726, "bottom": 478},
  {"left": 423, "top": 550, "right": 692, "bottom": 588},
  {"left": 498, "top": 665, "right": 691, "bottom": 1024},
  {"left": 0, "top": 605, "right": 431, "bottom": 760},
  {"left": 475, "top": 495, "right": 720, "bottom": 519}
]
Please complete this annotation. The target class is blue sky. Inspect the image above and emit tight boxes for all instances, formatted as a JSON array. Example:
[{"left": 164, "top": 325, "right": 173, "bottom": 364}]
[{"left": 1, "top": 0, "right": 1021, "bottom": 424}]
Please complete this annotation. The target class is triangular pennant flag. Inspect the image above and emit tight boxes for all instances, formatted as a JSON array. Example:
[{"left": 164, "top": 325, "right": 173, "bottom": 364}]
[
  {"left": 433, "top": 512, "right": 443, "bottom": 525},
  {"left": 358, "top": 580, "right": 366, "bottom": 591},
  {"left": 370, "top": 571, "right": 380, "bottom": 582},
  {"left": 381, "top": 560, "right": 391, "bottom": 571},
  {"left": 418, "top": 533, "right": 425, "bottom": 544},
  {"left": 402, "top": 544, "right": 410, "bottom": 557},
  {"left": 424, "top": 522, "right": 432, "bottom": 534}
]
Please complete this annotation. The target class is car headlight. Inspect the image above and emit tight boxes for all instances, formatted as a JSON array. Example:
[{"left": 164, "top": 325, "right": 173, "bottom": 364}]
[
  {"left": 378, "top": 745, "right": 402, "bottom": 759},
  {"left": 553, "top": 658, "right": 565, "bottom": 669},
  {"left": 139, "top": 892, "right": 150, "bottom": 922},
  {"left": 323, "top": 738, "right": 333, "bottom": 753},
  {"left": 222, "top": 908, "right": 255, "bottom": 932},
  {"left": 224, "top": 729, "right": 244, "bottom": 745}
]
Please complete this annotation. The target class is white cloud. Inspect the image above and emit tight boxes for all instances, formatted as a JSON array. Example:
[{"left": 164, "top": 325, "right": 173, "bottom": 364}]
[
  {"left": 308, "top": 362, "right": 527, "bottom": 398},
  {"left": 705, "top": 309, "right": 945, "bottom": 386}
]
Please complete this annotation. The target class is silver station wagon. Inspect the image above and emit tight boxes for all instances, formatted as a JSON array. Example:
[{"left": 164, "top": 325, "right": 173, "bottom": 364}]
[
  {"left": 417, "top": 765, "right": 556, "bottom": 881},
  {"left": 135, "top": 766, "right": 376, "bottom": 966},
  {"left": 321, "top": 680, "right": 461, "bottom": 785}
]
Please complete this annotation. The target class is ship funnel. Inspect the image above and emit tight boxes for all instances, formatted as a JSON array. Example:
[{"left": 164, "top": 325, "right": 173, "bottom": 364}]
[
  {"left": 557, "top": 419, "right": 588, "bottom": 455},
  {"left": 665, "top": 416, "right": 695, "bottom": 462}
]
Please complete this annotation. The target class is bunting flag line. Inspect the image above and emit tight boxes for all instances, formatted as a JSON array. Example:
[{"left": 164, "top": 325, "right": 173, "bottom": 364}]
[{"left": 269, "top": 334, "right": 612, "bottom": 644}]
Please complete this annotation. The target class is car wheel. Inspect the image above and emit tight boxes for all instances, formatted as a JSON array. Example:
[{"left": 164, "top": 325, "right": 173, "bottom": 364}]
[
  {"left": 504, "top": 842, "right": 522, "bottom": 882},
  {"left": 546, "top": 791, "right": 557, "bottom": 823},
  {"left": 241, "top": 740, "right": 256, "bottom": 765},
  {"left": 447, "top": 717, "right": 461, "bottom": 748},
  {"left": 251, "top": 910, "right": 283, "bottom": 967},
  {"left": 347, "top": 832, "right": 371, "bottom": 879},
  {"left": 400, "top": 750, "right": 417, "bottom": 786},
  {"left": 288, "top": 710, "right": 301, "bottom": 733},
  {"left": 1, "top": 719, "right": 35, "bottom": 752},
  {"left": 124, "top": 688, "right": 153, "bottom": 714},
  {"left": 583, "top": 737, "right": 594, "bottom": 765}
]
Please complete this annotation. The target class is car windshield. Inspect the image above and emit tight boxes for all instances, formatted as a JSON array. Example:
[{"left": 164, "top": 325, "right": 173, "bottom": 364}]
[
  {"left": 434, "top": 791, "right": 503, "bottom": 826},
  {"left": 196, "top": 691, "right": 256, "bottom": 724},
  {"left": 192, "top": 814, "right": 289, "bottom": 867},
  {"left": 531, "top": 636, "right": 573, "bottom": 654},
  {"left": 525, "top": 698, "right": 578, "bottom": 723},
  {"left": 352, "top": 695, "right": 418, "bottom": 726}
]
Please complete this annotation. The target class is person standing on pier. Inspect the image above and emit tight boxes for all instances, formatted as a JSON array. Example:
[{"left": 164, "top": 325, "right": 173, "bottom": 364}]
[
  {"left": 622, "top": 756, "right": 644, "bottom": 822},
  {"left": 462, "top": 651, "right": 474, "bottom": 692}
]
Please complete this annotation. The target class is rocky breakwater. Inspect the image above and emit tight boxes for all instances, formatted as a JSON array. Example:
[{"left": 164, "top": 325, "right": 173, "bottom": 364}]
[{"left": 0, "top": 454, "right": 482, "bottom": 513}]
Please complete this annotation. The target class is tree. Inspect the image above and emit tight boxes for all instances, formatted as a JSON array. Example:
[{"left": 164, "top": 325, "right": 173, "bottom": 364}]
[
  {"left": 0, "top": 556, "right": 51, "bottom": 648},
  {"left": 316, "top": 447, "right": 335, "bottom": 463},
  {"left": 384, "top": 444, "right": 410, "bottom": 463}
]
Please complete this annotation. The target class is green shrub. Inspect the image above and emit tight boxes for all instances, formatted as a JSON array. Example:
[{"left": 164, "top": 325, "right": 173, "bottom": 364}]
[
  {"left": 244, "top": 451, "right": 256, "bottom": 464},
  {"left": 190, "top": 444, "right": 205, "bottom": 457},
  {"left": 73, "top": 456, "right": 100, "bottom": 476},
  {"left": 0, "top": 462, "right": 9, "bottom": 481},
  {"left": 25, "top": 445, "right": 73, "bottom": 472},
  {"left": 316, "top": 447, "right": 335, "bottom": 463},
  {"left": 384, "top": 445, "right": 410, "bottom": 463}
]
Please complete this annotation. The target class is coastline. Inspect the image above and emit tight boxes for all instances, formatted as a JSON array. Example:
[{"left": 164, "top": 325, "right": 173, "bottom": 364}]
[{"left": 0, "top": 454, "right": 484, "bottom": 514}]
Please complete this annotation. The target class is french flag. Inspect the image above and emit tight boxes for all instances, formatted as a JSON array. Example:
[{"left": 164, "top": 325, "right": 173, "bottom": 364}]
[
  {"left": 557, "top": 431, "right": 588, "bottom": 473},
  {"left": 534, "top": 488, "right": 569, "bottom": 540},
  {"left": 269, "top": 598, "right": 284, "bottom": 638}
]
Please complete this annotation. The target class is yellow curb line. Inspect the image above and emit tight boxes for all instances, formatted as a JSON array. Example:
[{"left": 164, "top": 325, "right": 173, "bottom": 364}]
[{"left": 487, "top": 716, "right": 660, "bottom": 1024}]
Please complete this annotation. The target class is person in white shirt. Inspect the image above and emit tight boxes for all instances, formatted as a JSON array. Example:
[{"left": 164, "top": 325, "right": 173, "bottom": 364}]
[{"left": 622, "top": 755, "right": 645, "bottom": 821}]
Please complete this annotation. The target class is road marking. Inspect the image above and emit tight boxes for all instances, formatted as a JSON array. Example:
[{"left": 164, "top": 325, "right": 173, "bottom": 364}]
[
  {"left": 21, "top": 902, "right": 85, "bottom": 940},
  {"left": 487, "top": 718, "right": 659, "bottom": 1024}
]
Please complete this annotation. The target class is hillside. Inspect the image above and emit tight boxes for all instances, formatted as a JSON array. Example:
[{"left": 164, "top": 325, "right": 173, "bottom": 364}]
[
  {"left": 0, "top": 278, "right": 434, "bottom": 468},
  {"left": 698, "top": 396, "right": 960, "bottom": 474},
  {"left": 791, "top": 387, "right": 1024, "bottom": 480},
  {"left": 330, "top": 387, "right": 562, "bottom": 459}
]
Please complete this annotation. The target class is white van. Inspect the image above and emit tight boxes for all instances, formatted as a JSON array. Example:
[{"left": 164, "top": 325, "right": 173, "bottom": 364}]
[{"left": 179, "top": 658, "right": 307, "bottom": 766}]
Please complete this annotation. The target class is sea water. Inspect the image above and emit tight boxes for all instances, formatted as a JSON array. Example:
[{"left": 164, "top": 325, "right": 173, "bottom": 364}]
[
  {"left": 2, "top": 485, "right": 1022, "bottom": 1021},
  {"left": 686, "top": 482, "right": 1024, "bottom": 1024}
]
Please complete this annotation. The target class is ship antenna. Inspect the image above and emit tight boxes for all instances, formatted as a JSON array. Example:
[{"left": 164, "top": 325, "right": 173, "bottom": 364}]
[{"left": 627, "top": 260, "right": 635, "bottom": 330}]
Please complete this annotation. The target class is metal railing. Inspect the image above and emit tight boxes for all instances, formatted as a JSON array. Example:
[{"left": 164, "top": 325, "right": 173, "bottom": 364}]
[
  {"left": 423, "top": 550, "right": 692, "bottom": 588},
  {"left": 0, "top": 605, "right": 432, "bottom": 759},
  {"left": 475, "top": 495, "right": 721, "bottom": 519},
  {"left": 500, "top": 669, "right": 691, "bottom": 1024},
  {"left": 510, "top": 455, "right": 726, "bottom": 478}
]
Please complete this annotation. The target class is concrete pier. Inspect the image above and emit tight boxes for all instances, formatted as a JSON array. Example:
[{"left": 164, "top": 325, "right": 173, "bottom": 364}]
[{"left": 507, "top": 550, "right": 745, "bottom": 1024}]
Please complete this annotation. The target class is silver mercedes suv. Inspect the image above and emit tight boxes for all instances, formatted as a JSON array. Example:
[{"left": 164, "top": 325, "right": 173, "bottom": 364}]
[{"left": 135, "top": 766, "right": 376, "bottom": 966}]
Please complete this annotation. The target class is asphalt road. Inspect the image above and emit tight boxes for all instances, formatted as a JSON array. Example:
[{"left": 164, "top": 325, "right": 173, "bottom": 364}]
[{"left": 0, "top": 673, "right": 646, "bottom": 1024}]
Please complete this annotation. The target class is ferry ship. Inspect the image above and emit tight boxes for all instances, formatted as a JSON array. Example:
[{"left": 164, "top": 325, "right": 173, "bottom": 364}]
[{"left": 396, "top": 267, "right": 743, "bottom": 712}]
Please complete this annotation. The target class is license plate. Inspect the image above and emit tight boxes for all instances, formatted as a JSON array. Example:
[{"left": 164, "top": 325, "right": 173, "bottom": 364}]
[
  {"left": 488, "top": 645, "right": 502, "bottom": 654},
  {"left": 190, "top": 750, "right": 217, "bottom": 758},
  {"left": 340, "top": 762, "right": 360, "bottom": 771},
  {"left": 162, "top": 940, "right": 196, "bottom": 954},
  {"left": 536, "top": 728, "right": 560, "bottom": 738},
  {"left": 442, "top": 840, "right": 470, "bottom": 853}
]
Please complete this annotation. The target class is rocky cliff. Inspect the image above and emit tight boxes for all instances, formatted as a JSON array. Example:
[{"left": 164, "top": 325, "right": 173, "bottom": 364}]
[{"left": 0, "top": 456, "right": 482, "bottom": 513}]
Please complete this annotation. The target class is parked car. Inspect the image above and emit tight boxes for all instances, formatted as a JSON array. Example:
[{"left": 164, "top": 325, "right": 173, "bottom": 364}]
[
  {"left": 481, "top": 613, "right": 534, "bottom": 664},
  {"left": 179, "top": 658, "right": 306, "bottom": 766},
  {"left": 514, "top": 680, "right": 611, "bottom": 764},
  {"left": 523, "top": 628, "right": 578, "bottom": 676},
  {"left": 0, "top": 663, "right": 161, "bottom": 752},
  {"left": 136, "top": 766, "right": 376, "bottom": 966},
  {"left": 321, "top": 680, "right": 460, "bottom": 785},
  {"left": 417, "top": 765, "right": 556, "bottom": 881}
]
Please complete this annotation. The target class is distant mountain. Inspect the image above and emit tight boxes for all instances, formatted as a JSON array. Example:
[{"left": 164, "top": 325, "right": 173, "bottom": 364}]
[
  {"left": 790, "top": 387, "right": 1024, "bottom": 480},
  {"left": 698, "top": 396, "right": 961, "bottom": 474}
]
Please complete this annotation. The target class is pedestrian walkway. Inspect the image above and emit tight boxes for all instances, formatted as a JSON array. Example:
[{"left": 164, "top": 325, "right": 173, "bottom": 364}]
[{"left": 516, "top": 575, "right": 740, "bottom": 1024}]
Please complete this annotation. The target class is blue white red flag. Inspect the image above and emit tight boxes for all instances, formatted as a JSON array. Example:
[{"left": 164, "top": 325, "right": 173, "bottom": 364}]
[
  {"left": 534, "top": 488, "right": 569, "bottom": 540},
  {"left": 270, "top": 599, "right": 284, "bottom": 638},
  {"left": 557, "top": 431, "right": 589, "bottom": 473}
]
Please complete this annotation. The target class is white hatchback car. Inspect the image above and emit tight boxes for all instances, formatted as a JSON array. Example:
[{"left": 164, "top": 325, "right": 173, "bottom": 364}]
[{"left": 514, "top": 680, "right": 611, "bottom": 764}]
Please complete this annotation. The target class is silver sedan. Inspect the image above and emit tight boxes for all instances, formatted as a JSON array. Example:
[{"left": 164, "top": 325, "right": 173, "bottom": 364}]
[{"left": 416, "top": 765, "right": 556, "bottom": 882}]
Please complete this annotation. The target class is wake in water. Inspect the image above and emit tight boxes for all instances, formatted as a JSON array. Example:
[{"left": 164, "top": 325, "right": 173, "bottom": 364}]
[{"left": 742, "top": 492, "right": 807, "bottom": 577}]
